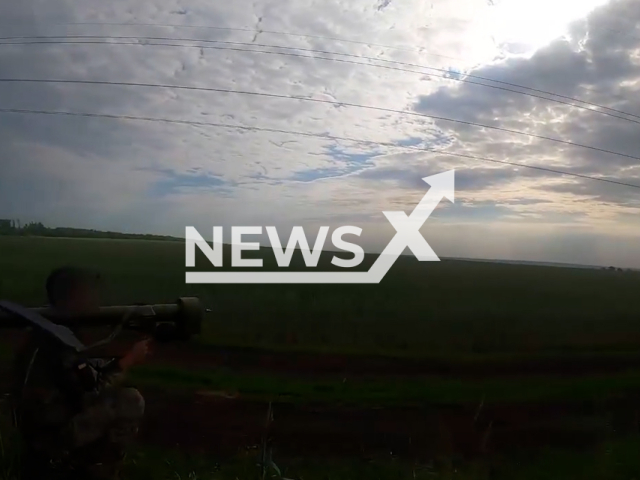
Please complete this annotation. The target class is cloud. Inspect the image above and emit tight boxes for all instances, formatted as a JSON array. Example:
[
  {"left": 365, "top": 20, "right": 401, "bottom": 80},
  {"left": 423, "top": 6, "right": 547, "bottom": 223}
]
[
  {"left": 409, "top": 0, "right": 640, "bottom": 221},
  {"left": 1, "top": 0, "right": 640, "bottom": 267}
]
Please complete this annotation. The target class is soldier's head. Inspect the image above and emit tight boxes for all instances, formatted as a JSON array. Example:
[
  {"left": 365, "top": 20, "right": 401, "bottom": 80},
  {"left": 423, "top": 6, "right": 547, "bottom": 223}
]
[{"left": 46, "top": 266, "right": 102, "bottom": 315}]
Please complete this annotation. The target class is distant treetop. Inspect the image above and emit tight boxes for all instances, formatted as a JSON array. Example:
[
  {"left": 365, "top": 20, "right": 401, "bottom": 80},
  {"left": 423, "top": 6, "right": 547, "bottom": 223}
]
[{"left": 0, "top": 219, "right": 182, "bottom": 242}]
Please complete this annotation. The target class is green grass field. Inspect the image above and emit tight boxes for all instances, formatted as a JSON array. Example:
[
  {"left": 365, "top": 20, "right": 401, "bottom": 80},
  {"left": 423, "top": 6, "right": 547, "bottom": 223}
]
[
  {"left": 2, "top": 235, "right": 640, "bottom": 358},
  {"left": 5, "top": 234, "right": 640, "bottom": 405},
  {"left": 3, "top": 235, "right": 640, "bottom": 479}
]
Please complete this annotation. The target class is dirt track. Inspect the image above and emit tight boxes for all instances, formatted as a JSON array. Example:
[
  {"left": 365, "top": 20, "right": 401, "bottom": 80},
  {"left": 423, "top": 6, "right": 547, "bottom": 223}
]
[
  {"left": 139, "top": 389, "right": 632, "bottom": 462},
  {"left": 131, "top": 343, "right": 640, "bottom": 461},
  {"left": 148, "top": 342, "right": 640, "bottom": 378}
]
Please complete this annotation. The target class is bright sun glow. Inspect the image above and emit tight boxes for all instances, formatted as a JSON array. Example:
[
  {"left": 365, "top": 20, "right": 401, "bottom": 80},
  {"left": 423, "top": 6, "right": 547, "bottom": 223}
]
[{"left": 478, "top": 0, "right": 610, "bottom": 56}]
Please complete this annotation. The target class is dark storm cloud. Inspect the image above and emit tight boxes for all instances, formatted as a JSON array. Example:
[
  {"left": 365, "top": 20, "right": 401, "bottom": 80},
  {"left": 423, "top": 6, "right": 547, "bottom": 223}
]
[{"left": 410, "top": 0, "right": 640, "bottom": 204}]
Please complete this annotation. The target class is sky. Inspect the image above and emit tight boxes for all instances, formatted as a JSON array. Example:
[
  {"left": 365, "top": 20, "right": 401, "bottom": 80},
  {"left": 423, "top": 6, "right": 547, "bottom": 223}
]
[{"left": 1, "top": 0, "right": 640, "bottom": 268}]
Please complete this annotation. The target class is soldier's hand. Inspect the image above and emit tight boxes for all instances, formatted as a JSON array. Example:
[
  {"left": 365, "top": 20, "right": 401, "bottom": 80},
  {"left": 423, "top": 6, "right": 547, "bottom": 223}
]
[
  {"left": 131, "top": 338, "right": 152, "bottom": 364},
  {"left": 120, "top": 338, "right": 152, "bottom": 370}
]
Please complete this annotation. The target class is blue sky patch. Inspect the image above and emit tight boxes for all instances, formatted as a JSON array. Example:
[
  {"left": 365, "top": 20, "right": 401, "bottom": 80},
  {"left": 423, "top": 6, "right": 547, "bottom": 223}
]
[
  {"left": 146, "top": 168, "right": 229, "bottom": 197},
  {"left": 430, "top": 202, "right": 511, "bottom": 221},
  {"left": 393, "top": 131, "right": 455, "bottom": 150},
  {"left": 288, "top": 144, "right": 381, "bottom": 182},
  {"left": 444, "top": 67, "right": 465, "bottom": 80},
  {"left": 396, "top": 137, "right": 423, "bottom": 147}
]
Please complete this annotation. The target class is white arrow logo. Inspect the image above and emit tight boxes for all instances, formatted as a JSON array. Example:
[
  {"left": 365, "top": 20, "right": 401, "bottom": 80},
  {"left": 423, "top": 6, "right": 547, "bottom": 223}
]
[{"left": 186, "top": 170, "right": 454, "bottom": 284}]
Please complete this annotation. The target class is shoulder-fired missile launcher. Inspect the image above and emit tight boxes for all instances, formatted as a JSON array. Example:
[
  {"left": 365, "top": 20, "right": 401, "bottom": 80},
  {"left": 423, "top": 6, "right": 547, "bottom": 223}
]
[{"left": 0, "top": 297, "right": 204, "bottom": 350}]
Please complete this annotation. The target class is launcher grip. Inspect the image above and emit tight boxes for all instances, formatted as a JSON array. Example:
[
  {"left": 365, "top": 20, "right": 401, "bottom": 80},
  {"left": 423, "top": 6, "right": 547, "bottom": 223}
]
[{"left": 0, "top": 297, "right": 204, "bottom": 342}]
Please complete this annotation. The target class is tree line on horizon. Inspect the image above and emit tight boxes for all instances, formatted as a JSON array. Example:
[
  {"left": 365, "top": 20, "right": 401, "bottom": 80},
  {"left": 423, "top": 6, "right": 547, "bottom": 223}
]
[
  {"left": 0, "top": 218, "right": 633, "bottom": 272},
  {"left": 0, "top": 218, "right": 182, "bottom": 242}
]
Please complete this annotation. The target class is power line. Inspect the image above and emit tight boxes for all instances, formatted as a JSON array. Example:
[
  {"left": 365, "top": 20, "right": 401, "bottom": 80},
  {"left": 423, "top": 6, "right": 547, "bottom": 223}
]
[
  {"left": 18, "top": 19, "right": 640, "bottom": 69},
  {"left": 1, "top": 106, "right": 638, "bottom": 190},
  {"left": 2, "top": 77, "right": 639, "bottom": 163},
  {"left": 3, "top": 35, "right": 640, "bottom": 126},
  {"left": 0, "top": 21, "right": 461, "bottom": 62}
]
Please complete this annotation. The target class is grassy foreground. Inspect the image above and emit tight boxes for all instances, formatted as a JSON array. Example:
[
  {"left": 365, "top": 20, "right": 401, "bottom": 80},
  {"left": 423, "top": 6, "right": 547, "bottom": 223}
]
[
  {"left": 117, "top": 438, "right": 640, "bottom": 480},
  {"left": 0, "top": 392, "right": 639, "bottom": 480},
  {"left": 2, "top": 235, "right": 640, "bottom": 477},
  {"left": 3, "top": 422, "right": 640, "bottom": 480}
]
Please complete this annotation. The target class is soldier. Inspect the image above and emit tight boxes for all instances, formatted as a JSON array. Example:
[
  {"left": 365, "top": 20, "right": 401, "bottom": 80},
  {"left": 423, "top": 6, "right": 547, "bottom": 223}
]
[{"left": 13, "top": 267, "right": 151, "bottom": 480}]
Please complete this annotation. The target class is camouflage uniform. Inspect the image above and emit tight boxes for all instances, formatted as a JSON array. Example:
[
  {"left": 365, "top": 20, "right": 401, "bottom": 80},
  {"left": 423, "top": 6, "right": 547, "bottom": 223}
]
[{"left": 13, "top": 332, "right": 145, "bottom": 480}]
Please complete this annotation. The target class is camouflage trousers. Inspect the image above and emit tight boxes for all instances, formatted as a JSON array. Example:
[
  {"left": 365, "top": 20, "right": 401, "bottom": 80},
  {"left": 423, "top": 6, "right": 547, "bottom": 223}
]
[
  {"left": 71, "top": 386, "right": 145, "bottom": 448},
  {"left": 21, "top": 387, "right": 145, "bottom": 480}
]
